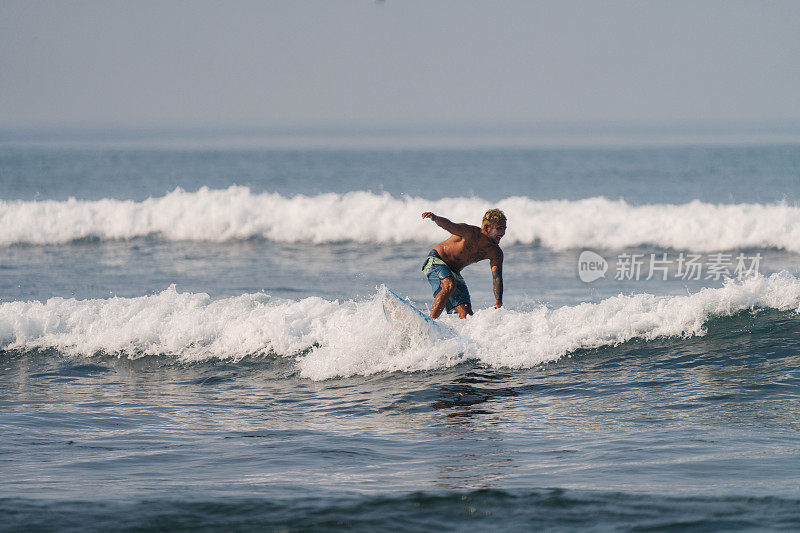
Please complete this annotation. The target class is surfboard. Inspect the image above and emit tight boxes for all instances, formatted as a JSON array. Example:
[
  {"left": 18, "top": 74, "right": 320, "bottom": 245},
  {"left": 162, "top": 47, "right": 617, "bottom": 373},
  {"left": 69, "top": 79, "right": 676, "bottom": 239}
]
[{"left": 382, "top": 288, "right": 442, "bottom": 334}]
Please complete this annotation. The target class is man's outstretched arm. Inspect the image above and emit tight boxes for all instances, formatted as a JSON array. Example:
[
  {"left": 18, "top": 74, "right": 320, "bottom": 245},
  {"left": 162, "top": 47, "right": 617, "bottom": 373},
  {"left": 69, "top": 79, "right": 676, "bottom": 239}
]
[
  {"left": 421, "top": 212, "right": 474, "bottom": 237},
  {"left": 491, "top": 252, "right": 503, "bottom": 308}
]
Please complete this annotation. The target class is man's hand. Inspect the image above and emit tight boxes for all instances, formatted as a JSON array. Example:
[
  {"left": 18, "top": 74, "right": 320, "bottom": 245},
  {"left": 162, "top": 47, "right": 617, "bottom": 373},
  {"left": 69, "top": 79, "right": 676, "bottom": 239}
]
[{"left": 421, "top": 212, "right": 437, "bottom": 221}]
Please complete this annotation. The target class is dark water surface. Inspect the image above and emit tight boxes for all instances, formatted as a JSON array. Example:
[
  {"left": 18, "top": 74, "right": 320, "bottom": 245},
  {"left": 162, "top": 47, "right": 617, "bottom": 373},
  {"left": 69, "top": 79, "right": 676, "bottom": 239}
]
[
  {"left": 2, "top": 143, "right": 800, "bottom": 204},
  {"left": 3, "top": 310, "right": 800, "bottom": 530}
]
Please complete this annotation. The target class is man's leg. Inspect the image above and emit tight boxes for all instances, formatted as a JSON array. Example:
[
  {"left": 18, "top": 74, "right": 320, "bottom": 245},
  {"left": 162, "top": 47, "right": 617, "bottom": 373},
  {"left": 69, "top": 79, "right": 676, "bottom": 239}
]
[
  {"left": 453, "top": 303, "right": 473, "bottom": 319},
  {"left": 430, "top": 277, "right": 455, "bottom": 319}
]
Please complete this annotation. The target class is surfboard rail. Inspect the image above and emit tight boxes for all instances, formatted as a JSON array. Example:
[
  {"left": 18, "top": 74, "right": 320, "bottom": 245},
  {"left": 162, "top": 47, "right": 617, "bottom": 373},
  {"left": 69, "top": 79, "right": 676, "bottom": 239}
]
[{"left": 382, "top": 288, "right": 442, "bottom": 331}]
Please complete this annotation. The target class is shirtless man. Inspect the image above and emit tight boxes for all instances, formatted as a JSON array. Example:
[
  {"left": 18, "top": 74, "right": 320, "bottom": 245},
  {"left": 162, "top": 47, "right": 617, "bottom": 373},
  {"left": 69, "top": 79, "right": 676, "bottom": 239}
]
[{"left": 420, "top": 209, "right": 506, "bottom": 319}]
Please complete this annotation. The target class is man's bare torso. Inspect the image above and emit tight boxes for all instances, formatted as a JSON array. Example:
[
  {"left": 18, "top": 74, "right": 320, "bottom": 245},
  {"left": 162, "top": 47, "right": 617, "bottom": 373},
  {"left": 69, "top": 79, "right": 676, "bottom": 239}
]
[{"left": 433, "top": 225, "right": 501, "bottom": 272}]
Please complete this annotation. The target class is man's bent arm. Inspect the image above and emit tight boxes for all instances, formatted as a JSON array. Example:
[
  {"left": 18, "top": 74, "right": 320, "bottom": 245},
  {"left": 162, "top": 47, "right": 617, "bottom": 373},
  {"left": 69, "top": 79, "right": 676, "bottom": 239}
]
[{"left": 421, "top": 212, "right": 473, "bottom": 237}]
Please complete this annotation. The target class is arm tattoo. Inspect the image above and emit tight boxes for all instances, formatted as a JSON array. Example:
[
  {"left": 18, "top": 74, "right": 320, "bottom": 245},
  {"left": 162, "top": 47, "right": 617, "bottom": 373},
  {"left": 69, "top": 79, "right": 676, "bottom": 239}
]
[{"left": 492, "top": 268, "right": 503, "bottom": 303}]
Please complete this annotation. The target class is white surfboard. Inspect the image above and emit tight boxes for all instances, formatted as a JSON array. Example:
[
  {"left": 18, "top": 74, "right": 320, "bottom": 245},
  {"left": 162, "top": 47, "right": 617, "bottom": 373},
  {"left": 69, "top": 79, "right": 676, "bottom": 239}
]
[{"left": 382, "top": 288, "right": 443, "bottom": 336}]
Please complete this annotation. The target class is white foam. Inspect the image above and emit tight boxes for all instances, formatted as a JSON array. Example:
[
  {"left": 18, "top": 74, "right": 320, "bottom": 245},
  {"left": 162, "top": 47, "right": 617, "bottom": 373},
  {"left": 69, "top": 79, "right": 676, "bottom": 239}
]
[
  {"left": 0, "top": 286, "right": 341, "bottom": 362},
  {"left": 3, "top": 187, "right": 800, "bottom": 251},
  {"left": 2, "top": 275, "right": 800, "bottom": 380},
  {"left": 455, "top": 272, "right": 800, "bottom": 370}
]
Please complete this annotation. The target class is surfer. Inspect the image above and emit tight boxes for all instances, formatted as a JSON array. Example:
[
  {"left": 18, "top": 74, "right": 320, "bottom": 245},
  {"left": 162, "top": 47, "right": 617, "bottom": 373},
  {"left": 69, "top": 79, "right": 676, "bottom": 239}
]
[{"left": 421, "top": 209, "right": 506, "bottom": 319}]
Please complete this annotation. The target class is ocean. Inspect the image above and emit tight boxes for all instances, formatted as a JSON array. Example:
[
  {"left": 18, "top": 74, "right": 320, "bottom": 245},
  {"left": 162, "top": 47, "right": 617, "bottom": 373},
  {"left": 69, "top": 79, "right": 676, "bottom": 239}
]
[{"left": 2, "top": 129, "right": 800, "bottom": 531}]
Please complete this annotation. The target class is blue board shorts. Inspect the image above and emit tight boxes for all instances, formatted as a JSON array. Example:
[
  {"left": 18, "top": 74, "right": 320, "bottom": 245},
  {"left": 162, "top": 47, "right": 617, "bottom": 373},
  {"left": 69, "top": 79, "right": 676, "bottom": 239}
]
[{"left": 422, "top": 249, "right": 471, "bottom": 314}]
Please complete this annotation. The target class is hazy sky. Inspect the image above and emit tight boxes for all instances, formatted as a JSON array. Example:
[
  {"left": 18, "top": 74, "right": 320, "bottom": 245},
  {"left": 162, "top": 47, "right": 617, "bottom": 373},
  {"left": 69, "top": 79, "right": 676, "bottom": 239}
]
[{"left": 2, "top": 0, "right": 799, "bottom": 129}]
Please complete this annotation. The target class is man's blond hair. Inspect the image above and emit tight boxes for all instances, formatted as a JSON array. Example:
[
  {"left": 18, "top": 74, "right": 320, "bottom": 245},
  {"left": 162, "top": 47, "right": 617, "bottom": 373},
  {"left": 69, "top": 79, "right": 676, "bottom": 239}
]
[{"left": 482, "top": 208, "right": 506, "bottom": 229}]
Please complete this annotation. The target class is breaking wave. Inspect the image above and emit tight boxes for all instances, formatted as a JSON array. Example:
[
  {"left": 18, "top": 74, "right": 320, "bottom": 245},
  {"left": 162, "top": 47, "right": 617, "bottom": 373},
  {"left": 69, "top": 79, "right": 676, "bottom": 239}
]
[
  {"left": 2, "top": 186, "right": 800, "bottom": 251},
  {"left": 2, "top": 273, "right": 800, "bottom": 380}
]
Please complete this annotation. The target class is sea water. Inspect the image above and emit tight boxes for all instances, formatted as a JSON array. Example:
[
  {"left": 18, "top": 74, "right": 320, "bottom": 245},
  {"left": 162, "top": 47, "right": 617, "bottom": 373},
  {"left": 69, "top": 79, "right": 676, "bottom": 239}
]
[{"left": 2, "top": 132, "right": 800, "bottom": 530}]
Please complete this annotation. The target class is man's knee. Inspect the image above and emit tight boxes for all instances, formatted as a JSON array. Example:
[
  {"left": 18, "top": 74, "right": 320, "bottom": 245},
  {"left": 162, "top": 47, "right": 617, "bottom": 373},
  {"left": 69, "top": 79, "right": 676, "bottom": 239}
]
[{"left": 439, "top": 276, "right": 456, "bottom": 296}]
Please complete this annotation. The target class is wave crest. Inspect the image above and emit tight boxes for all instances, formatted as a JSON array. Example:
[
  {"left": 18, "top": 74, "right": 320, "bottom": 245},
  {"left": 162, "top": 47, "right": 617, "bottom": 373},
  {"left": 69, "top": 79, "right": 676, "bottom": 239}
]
[
  {"left": 3, "top": 187, "right": 800, "bottom": 251},
  {"left": 2, "top": 274, "right": 800, "bottom": 380}
]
